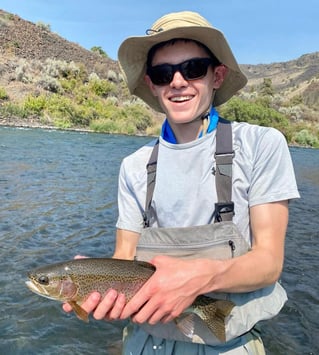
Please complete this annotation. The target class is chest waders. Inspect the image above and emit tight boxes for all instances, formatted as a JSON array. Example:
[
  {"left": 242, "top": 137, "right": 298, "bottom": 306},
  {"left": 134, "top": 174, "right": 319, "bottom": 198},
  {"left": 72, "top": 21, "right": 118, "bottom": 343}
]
[{"left": 125, "top": 119, "right": 287, "bottom": 352}]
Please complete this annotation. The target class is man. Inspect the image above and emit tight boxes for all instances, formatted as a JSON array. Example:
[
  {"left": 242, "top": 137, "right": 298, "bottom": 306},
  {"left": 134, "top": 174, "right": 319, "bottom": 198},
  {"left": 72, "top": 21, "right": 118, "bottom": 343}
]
[{"left": 64, "top": 11, "right": 299, "bottom": 354}]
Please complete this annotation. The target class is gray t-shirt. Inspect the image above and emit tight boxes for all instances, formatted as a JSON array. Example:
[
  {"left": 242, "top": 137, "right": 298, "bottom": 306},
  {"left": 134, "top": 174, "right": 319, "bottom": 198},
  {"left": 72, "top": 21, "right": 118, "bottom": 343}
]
[{"left": 116, "top": 121, "right": 299, "bottom": 245}]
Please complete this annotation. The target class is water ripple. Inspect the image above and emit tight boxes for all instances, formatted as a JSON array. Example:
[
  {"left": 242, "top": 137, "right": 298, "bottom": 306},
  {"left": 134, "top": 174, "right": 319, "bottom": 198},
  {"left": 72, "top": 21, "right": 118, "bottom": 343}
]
[{"left": 0, "top": 128, "right": 318, "bottom": 354}]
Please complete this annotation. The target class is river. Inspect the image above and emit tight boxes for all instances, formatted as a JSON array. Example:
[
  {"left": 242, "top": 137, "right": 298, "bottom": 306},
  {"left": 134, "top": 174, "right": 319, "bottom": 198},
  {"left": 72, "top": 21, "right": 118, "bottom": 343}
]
[{"left": 0, "top": 126, "right": 318, "bottom": 354}]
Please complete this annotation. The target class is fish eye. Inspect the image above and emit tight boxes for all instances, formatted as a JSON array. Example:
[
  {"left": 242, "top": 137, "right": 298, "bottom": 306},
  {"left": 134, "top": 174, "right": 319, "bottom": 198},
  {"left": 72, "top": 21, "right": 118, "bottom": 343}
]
[{"left": 38, "top": 275, "right": 49, "bottom": 285}]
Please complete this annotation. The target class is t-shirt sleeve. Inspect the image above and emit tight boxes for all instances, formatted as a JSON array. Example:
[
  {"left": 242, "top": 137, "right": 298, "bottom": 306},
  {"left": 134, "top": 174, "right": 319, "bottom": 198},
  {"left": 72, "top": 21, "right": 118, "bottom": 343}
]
[
  {"left": 248, "top": 128, "right": 300, "bottom": 206},
  {"left": 116, "top": 158, "right": 146, "bottom": 234}
]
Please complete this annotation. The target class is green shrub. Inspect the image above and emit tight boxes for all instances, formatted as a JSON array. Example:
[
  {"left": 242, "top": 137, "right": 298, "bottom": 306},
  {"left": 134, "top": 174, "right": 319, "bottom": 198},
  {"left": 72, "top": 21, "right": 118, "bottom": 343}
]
[
  {"left": 294, "top": 129, "right": 319, "bottom": 148},
  {"left": 0, "top": 87, "right": 9, "bottom": 100},
  {"left": 88, "top": 100, "right": 153, "bottom": 135},
  {"left": 59, "top": 77, "right": 78, "bottom": 93},
  {"left": 44, "top": 94, "right": 92, "bottom": 127},
  {"left": 44, "top": 94, "right": 75, "bottom": 121},
  {"left": 220, "top": 97, "right": 291, "bottom": 139},
  {"left": 289, "top": 95, "right": 303, "bottom": 106},
  {"left": 15, "top": 59, "right": 32, "bottom": 83},
  {"left": 36, "top": 21, "right": 51, "bottom": 31},
  {"left": 107, "top": 70, "right": 118, "bottom": 83},
  {"left": 91, "top": 46, "right": 108, "bottom": 57},
  {"left": 123, "top": 104, "right": 153, "bottom": 131},
  {"left": 37, "top": 75, "right": 62, "bottom": 93},
  {"left": 0, "top": 102, "right": 27, "bottom": 118},
  {"left": 44, "top": 59, "right": 82, "bottom": 80},
  {"left": 53, "top": 117, "right": 72, "bottom": 129},
  {"left": 23, "top": 94, "right": 47, "bottom": 114},
  {"left": 88, "top": 78, "right": 116, "bottom": 97},
  {"left": 90, "top": 118, "right": 119, "bottom": 133}
]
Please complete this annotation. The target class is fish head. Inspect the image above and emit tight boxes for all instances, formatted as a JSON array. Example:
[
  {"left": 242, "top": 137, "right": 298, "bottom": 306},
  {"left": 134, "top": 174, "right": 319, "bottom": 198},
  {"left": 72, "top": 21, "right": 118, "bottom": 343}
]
[{"left": 26, "top": 263, "right": 78, "bottom": 302}]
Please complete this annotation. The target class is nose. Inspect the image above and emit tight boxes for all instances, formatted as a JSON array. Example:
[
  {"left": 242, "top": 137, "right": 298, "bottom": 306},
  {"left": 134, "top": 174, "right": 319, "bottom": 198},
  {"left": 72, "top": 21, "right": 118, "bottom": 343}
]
[{"left": 169, "top": 70, "right": 188, "bottom": 88}]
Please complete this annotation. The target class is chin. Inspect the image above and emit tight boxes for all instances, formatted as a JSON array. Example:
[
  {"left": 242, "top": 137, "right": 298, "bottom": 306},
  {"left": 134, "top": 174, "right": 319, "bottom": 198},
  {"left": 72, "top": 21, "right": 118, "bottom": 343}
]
[{"left": 168, "top": 113, "right": 199, "bottom": 124}]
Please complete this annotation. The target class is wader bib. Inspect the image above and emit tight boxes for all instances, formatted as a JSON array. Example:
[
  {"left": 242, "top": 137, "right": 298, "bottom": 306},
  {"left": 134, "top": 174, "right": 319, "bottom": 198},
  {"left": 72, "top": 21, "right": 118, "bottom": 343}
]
[{"left": 124, "top": 119, "right": 287, "bottom": 353}]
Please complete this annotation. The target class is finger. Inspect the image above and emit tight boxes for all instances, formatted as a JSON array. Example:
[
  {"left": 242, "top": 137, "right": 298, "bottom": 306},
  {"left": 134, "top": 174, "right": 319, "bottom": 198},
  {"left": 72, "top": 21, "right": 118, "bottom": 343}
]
[
  {"left": 120, "top": 280, "right": 153, "bottom": 320},
  {"left": 107, "top": 293, "right": 126, "bottom": 320},
  {"left": 93, "top": 289, "right": 118, "bottom": 320},
  {"left": 130, "top": 295, "right": 163, "bottom": 324},
  {"left": 160, "top": 314, "right": 175, "bottom": 324},
  {"left": 80, "top": 292, "right": 102, "bottom": 313},
  {"left": 62, "top": 292, "right": 101, "bottom": 314},
  {"left": 134, "top": 307, "right": 163, "bottom": 325},
  {"left": 62, "top": 302, "right": 73, "bottom": 313},
  {"left": 120, "top": 294, "right": 148, "bottom": 320}
]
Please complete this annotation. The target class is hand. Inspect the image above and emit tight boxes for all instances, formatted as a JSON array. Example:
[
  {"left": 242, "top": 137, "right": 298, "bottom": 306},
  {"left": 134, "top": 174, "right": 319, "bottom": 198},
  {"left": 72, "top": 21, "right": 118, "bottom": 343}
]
[
  {"left": 62, "top": 255, "right": 127, "bottom": 321},
  {"left": 63, "top": 290, "right": 126, "bottom": 321},
  {"left": 120, "top": 255, "right": 205, "bottom": 325}
]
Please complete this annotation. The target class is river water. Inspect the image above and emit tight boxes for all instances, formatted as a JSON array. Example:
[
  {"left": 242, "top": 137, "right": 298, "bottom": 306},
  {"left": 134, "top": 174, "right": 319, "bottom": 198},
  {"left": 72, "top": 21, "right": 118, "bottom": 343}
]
[{"left": 0, "top": 127, "right": 318, "bottom": 354}]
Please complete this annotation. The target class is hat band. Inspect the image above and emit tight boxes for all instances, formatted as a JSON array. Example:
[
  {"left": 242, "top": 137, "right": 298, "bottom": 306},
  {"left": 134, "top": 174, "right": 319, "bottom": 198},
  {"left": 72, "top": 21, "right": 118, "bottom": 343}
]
[{"left": 145, "top": 28, "right": 164, "bottom": 35}]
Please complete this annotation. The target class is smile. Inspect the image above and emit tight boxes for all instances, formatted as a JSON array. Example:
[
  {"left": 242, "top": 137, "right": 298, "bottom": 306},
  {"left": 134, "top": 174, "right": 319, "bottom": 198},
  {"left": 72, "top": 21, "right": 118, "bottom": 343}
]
[{"left": 170, "top": 95, "right": 193, "bottom": 102}]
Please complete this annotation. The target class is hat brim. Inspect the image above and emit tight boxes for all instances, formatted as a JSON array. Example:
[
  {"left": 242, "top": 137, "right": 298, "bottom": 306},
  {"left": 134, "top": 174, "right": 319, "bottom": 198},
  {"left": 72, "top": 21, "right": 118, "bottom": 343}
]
[{"left": 118, "top": 26, "right": 247, "bottom": 112}]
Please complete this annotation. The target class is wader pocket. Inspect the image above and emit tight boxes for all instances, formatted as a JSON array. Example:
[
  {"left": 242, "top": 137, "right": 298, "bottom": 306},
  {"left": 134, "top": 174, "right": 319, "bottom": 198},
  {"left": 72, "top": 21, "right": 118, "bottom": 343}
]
[{"left": 136, "top": 221, "right": 250, "bottom": 262}]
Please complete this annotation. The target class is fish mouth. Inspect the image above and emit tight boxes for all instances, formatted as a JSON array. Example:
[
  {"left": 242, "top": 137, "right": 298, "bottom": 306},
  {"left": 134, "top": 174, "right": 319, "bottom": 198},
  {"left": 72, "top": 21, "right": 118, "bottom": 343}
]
[
  {"left": 26, "top": 280, "right": 40, "bottom": 292},
  {"left": 25, "top": 280, "right": 59, "bottom": 301}
]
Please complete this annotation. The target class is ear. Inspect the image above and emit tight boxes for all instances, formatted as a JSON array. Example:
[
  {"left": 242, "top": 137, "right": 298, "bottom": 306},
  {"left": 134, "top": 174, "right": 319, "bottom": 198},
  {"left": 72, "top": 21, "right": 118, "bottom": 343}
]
[
  {"left": 144, "top": 75, "right": 158, "bottom": 97},
  {"left": 213, "top": 65, "right": 228, "bottom": 89}
]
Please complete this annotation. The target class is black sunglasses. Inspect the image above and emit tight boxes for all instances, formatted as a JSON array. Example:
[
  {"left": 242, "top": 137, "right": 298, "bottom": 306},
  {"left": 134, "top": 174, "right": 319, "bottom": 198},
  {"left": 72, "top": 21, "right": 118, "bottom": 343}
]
[{"left": 146, "top": 57, "right": 218, "bottom": 86}]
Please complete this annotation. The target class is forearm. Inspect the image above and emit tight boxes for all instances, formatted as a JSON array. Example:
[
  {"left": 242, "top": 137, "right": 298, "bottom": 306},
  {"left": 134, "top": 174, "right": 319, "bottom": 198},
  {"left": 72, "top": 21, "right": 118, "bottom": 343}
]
[
  {"left": 112, "top": 228, "right": 140, "bottom": 260},
  {"left": 195, "top": 202, "right": 288, "bottom": 294},
  {"left": 196, "top": 249, "right": 283, "bottom": 295}
]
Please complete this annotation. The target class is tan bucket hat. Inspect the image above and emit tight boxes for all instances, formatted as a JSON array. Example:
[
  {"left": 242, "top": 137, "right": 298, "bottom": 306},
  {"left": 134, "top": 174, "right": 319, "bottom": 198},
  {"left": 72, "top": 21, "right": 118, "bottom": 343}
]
[{"left": 118, "top": 11, "right": 247, "bottom": 112}]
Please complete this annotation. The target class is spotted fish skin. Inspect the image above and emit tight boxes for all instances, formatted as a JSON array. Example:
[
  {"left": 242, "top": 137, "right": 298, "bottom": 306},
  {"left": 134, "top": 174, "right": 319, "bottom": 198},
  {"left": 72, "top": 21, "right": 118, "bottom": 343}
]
[
  {"left": 26, "top": 258, "right": 155, "bottom": 304},
  {"left": 26, "top": 257, "right": 234, "bottom": 342}
]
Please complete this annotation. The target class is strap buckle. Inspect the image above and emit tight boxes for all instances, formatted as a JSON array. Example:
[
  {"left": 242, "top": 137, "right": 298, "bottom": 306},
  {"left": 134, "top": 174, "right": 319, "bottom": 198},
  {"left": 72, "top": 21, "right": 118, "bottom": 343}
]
[
  {"left": 143, "top": 211, "right": 150, "bottom": 228},
  {"left": 214, "top": 202, "right": 235, "bottom": 222}
]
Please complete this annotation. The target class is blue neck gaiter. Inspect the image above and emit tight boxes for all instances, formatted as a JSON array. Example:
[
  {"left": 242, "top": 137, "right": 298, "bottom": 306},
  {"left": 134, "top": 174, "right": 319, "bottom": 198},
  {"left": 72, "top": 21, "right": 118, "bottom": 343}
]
[{"left": 160, "top": 107, "right": 219, "bottom": 144}]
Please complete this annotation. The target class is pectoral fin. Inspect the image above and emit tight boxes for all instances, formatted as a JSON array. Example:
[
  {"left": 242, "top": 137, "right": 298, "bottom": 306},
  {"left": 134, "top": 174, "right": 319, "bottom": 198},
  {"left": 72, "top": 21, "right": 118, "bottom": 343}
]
[{"left": 69, "top": 300, "right": 89, "bottom": 322}]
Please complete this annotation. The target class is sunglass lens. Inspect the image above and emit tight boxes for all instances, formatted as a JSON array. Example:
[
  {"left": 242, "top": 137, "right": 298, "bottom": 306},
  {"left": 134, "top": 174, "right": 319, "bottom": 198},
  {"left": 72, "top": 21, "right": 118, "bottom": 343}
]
[
  {"left": 148, "top": 65, "right": 173, "bottom": 85},
  {"left": 148, "top": 58, "right": 213, "bottom": 85},
  {"left": 182, "top": 59, "right": 209, "bottom": 80}
]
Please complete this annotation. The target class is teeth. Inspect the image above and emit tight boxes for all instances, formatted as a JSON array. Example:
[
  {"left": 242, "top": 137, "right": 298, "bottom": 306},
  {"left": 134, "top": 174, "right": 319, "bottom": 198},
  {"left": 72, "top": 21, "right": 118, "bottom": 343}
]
[{"left": 170, "top": 96, "right": 192, "bottom": 102}]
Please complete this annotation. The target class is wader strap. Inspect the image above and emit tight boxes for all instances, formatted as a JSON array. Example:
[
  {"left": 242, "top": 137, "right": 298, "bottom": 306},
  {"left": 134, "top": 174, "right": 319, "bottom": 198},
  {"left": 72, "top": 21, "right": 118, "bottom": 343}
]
[
  {"left": 143, "top": 140, "right": 159, "bottom": 227},
  {"left": 214, "top": 118, "right": 235, "bottom": 222},
  {"left": 143, "top": 118, "right": 234, "bottom": 227}
]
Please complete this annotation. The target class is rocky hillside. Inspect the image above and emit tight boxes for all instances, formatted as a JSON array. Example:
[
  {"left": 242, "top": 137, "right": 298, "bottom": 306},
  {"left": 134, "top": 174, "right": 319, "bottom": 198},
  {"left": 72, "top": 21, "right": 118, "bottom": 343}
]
[
  {"left": 0, "top": 9, "right": 124, "bottom": 104},
  {"left": 241, "top": 53, "right": 319, "bottom": 110},
  {"left": 0, "top": 9, "right": 118, "bottom": 75},
  {"left": 0, "top": 9, "right": 318, "bottom": 132}
]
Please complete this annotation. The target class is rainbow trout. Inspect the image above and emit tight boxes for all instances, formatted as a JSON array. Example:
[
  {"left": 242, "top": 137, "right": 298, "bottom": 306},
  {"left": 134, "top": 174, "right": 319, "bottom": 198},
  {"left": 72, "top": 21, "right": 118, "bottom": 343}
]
[{"left": 26, "top": 258, "right": 234, "bottom": 342}]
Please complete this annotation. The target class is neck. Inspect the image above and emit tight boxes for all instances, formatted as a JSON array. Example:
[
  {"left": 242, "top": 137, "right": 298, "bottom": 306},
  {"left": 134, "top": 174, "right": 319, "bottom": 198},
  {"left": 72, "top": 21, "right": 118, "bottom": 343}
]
[
  {"left": 169, "top": 107, "right": 212, "bottom": 144},
  {"left": 161, "top": 107, "right": 219, "bottom": 144},
  {"left": 169, "top": 119, "right": 203, "bottom": 144}
]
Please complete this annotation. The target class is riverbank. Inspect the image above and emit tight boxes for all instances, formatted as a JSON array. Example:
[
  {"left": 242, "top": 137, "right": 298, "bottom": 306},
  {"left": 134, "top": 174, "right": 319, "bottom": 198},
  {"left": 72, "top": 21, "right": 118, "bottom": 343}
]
[
  {"left": 1, "top": 116, "right": 316, "bottom": 149},
  {"left": 0, "top": 116, "right": 160, "bottom": 138},
  {"left": 0, "top": 116, "right": 93, "bottom": 133},
  {"left": 3, "top": 116, "right": 317, "bottom": 150}
]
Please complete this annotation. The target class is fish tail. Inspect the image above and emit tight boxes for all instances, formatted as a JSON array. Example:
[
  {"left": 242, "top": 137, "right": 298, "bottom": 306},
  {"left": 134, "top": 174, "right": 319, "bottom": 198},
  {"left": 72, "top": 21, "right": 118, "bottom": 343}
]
[
  {"left": 198, "top": 298, "right": 234, "bottom": 342},
  {"left": 210, "top": 300, "right": 234, "bottom": 342},
  {"left": 177, "top": 297, "right": 235, "bottom": 343},
  {"left": 214, "top": 299, "right": 235, "bottom": 318},
  {"left": 174, "top": 312, "right": 196, "bottom": 339},
  {"left": 175, "top": 310, "right": 228, "bottom": 343}
]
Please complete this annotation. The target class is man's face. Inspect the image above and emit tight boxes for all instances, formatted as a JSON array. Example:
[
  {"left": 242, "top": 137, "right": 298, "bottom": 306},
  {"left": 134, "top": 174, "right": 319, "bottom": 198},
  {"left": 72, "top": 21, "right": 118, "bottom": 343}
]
[{"left": 145, "top": 40, "right": 225, "bottom": 126}]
